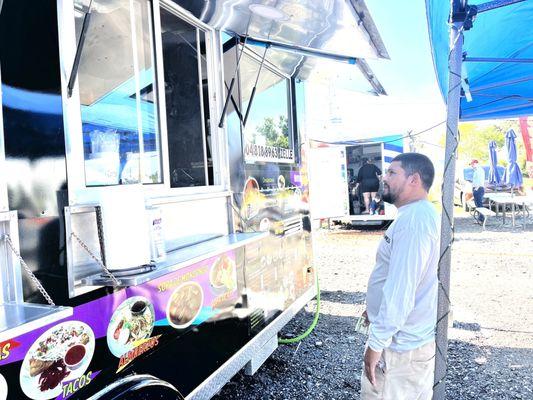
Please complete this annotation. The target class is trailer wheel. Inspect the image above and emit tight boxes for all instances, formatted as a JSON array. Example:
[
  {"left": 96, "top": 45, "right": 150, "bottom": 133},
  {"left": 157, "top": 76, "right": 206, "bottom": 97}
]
[
  {"left": 113, "top": 385, "right": 184, "bottom": 400},
  {"left": 88, "top": 374, "right": 184, "bottom": 400}
]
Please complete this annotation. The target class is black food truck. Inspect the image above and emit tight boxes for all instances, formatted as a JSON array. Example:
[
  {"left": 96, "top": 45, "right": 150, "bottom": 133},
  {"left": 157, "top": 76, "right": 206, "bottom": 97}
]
[{"left": 0, "top": 0, "right": 387, "bottom": 399}]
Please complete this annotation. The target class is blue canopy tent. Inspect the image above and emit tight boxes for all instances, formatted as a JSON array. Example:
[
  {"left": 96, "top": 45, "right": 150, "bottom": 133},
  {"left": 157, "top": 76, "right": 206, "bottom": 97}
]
[
  {"left": 427, "top": 0, "right": 533, "bottom": 121},
  {"left": 425, "top": 1, "right": 532, "bottom": 398}
]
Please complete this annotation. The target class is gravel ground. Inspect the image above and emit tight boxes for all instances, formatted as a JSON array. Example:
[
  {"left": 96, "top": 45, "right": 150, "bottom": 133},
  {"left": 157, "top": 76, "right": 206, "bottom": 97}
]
[{"left": 213, "top": 211, "right": 533, "bottom": 399}]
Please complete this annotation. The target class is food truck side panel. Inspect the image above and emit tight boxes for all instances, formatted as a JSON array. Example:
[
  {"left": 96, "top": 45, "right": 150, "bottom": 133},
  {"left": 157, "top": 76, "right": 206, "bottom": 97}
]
[
  {"left": 223, "top": 40, "right": 314, "bottom": 305},
  {"left": 0, "top": 2, "right": 315, "bottom": 399}
]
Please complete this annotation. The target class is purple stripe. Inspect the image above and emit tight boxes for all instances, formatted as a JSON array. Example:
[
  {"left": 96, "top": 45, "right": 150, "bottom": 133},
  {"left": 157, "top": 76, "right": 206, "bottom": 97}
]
[{"left": 1, "top": 250, "right": 237, "bottom": 366}]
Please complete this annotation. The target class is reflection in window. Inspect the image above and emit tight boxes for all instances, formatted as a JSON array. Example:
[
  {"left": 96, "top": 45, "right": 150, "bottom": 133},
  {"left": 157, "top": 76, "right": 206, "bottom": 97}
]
[
  {"left": 74, "top": 0, "right": 162, "bottom": 186},
  {"left": 160, "top": 9, "right": 210, "bottom": 188},
  {"left": 240, "top": 52, "right": 292, "bottom": 159}
]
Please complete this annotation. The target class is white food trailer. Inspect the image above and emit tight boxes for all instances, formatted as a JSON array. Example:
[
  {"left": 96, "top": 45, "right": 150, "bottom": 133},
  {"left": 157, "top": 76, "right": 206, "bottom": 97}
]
[{"left": 309, "top": 135, "right": 405, "bottom": 227}]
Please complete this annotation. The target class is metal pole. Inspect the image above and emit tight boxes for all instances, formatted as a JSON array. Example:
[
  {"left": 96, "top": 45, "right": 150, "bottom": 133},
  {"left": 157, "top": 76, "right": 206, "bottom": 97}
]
[{"left": 433, "top": 8, "right": 465, "bottom": 400}]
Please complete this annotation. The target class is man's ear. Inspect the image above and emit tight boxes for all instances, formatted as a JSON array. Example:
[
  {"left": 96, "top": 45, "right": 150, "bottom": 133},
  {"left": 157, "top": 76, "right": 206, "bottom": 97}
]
[{"left": 409, "top": 172, "right": 422, "bottom": 187}]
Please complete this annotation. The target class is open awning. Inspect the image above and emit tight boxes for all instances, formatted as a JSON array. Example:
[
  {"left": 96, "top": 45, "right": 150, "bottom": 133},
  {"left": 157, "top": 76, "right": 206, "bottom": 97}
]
[
  {"left": 172, "top": 0, "right": 388, "bottom": 92},
  {"left": 426, "top": 0, "right": 533, "bottom": 121},
  {"left": 174, "top": 0, "right": 388, "bottom": 60}
]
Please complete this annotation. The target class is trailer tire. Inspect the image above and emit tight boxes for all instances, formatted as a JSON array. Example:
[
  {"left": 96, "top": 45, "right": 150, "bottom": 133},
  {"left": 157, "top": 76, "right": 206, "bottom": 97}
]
[{"left": 88, "top": 374, "right": 184, "bottom": 400}]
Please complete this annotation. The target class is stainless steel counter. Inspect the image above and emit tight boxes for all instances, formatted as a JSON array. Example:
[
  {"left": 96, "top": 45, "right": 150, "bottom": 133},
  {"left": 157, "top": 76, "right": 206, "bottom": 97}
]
[
  {"left": 82, "top": 232, "right": 268, "bottom": 287},
  {"left": 0, "top": 302, "right": 72, "bottom": 342}
]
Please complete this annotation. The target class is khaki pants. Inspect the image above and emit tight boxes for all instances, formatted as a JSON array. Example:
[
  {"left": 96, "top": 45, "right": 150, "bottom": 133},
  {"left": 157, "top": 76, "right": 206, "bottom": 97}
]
[{"left": 361, "top": 341, "right": 436, "bottom": 400}]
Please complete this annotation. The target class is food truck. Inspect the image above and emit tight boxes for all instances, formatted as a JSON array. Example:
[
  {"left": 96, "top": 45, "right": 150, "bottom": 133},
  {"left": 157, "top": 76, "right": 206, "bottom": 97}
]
[
  {"left": 0, "top": 0, "right": 387, "bottom": 399},
  {"left": 308, "top": 135, "right": 404, "bottom": 226}
]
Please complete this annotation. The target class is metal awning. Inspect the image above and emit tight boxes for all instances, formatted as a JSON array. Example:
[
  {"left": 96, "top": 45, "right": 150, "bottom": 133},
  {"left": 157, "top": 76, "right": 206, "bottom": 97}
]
[
  {"left": 174, "top": 0, "right": 389, "bottom": 60},
  {"left": 173, "top": 0, "right": 389, "bottom": 92}
]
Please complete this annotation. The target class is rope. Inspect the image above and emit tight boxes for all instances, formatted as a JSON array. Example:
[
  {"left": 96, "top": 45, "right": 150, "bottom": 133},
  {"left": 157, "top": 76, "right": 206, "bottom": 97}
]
[{"left": 309, "top": 120, "right": 447, "bottom": 147}]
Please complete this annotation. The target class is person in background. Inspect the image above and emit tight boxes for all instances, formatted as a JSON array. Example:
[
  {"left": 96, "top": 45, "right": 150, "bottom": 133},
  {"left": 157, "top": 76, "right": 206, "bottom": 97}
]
[
  {"left": 360, "top": 153, "right": 439, "bottom": 400},
  {"left": 369, "top": 194, "right": 383, "bottom": 215},
  {"left": 355, "top": 158, "right": 382, "bottom": 214},
  {"left": 471, "top": 159, "right": 486, "bottom": 223}
]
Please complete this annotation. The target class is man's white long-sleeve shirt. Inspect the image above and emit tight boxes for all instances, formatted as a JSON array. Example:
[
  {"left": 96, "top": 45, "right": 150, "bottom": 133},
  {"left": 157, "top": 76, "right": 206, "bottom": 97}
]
[{"left": 366, "top": 199, "right": 440, "bottom": 352}]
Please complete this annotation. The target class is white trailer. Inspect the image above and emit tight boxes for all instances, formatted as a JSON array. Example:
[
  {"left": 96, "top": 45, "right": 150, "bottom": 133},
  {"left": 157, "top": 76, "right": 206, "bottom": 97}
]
[{"left": 309, "top": 135, "right": 405, "bottom": 227}]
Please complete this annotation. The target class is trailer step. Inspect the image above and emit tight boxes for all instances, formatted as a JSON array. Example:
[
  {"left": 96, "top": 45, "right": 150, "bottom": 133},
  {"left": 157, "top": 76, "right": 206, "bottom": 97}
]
[{"left": 244, "top": 334, "right": 278, "bottom": 376}]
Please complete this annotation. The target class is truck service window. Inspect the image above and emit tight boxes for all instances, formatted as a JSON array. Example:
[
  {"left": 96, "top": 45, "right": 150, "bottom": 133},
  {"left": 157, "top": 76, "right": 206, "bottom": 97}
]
[
  {"left": 240, "top": 52, "right": 293, "bottom": 164},
  {"left": 74, "top": 0, "right": 162, "bottom": 186},
  {"left": 160, "top": 9, "right": 211, "bottom": 188}
]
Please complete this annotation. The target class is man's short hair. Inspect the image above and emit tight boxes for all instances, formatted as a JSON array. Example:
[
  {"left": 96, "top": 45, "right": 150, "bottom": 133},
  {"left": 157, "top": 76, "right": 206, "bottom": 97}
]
[{"left": 392, "top": 153, "right": 435, "bottom": 191}]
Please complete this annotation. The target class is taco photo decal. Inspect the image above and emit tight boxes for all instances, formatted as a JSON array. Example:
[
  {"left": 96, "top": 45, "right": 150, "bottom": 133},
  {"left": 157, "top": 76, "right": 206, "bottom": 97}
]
[{"left": 19, "top": 321, "right": 95, "bottom": 400}]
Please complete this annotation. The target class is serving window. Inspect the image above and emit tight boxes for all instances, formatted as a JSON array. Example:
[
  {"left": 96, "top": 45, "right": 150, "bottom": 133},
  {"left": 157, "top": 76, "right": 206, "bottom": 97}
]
[
  {"left": 239, "top": 50, "right": 294, "bottom": 164},
  {"left": 159, "top": 8, "right": 213, "bottom": 188},
  {"left": 68, "top": 0, "right": 222, "bottom": 195},
  {"left": 74, "top": 0, "right": 163, "bottom": 187}
]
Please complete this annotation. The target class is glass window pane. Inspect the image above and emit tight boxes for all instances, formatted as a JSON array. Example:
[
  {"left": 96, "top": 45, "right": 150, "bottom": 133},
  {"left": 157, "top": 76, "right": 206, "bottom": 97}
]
[
  {"left": 74, "top": 0, "right": 162, "bottom": 186},
  {"left": 133, "top": 0, "right": 162, "bottom": 184},
  {"left": 199, "top": 31, "right": 214, "bottom": 185},
  {"left": 160, "top": 8, "right": 207, "bottom": 188},
  {"left": 240, "top": 52, "right": 292, "bottom": 163}
]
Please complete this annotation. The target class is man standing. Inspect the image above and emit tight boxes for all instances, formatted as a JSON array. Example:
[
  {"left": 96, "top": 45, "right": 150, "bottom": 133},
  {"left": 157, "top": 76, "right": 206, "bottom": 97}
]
[
  {"left": 361, "top": 153, "right": 440, "bottom": 400},
  {"left": 471, "top": 159, "right": 486, "bottom": 222}
]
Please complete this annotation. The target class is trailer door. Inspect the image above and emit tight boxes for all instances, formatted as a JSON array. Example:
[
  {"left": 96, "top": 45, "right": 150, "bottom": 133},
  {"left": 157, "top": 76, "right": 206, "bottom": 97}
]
[{"left": 308, "top": 146, "right": 349, "bottom": 220}]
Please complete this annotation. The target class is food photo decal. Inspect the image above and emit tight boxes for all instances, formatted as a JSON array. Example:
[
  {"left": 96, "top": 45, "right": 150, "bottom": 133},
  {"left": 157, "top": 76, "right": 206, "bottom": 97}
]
[
  {"left": 210, "top": 254, "right": 237, "bottom": 291},
  {"left": 107, "top": 297, "right": 155, "bottom": 358},
  {"left": 19, "top": 321, "right": 95, "bottom": 400},
  {"left": 166, "top": 281, "right": 204, "bottom": 329}
]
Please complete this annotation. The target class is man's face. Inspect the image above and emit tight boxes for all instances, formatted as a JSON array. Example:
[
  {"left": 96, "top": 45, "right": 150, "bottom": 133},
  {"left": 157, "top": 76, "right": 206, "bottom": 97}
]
[
  {"left": 382, "top": 161, "right": 408, "bottom": 205},
  {"left": 471, "top": 162, "right": 478, "bottom": 169}
]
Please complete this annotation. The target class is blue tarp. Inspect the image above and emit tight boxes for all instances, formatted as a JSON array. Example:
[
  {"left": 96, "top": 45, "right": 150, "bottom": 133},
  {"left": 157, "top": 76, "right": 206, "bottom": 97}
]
[{"left": 426, "top": 0, "right": 533, "bottom": 121}]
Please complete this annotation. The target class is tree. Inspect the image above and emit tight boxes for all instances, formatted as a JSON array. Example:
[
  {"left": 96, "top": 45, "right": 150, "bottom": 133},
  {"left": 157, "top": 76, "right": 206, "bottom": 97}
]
[
  {"left": 442, "top": 120, "right": 526, "bottom": 170},
  {"left": 255, "top": 115, "right": 289, "bottom": 149}
]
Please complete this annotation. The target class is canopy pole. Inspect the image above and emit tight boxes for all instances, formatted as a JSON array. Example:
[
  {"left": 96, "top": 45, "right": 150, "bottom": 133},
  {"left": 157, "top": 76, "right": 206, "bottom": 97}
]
[
  {"left": 464, "top": 57, "right": 533, "bottom": 63},
  {"left": 476, "top": 0, "right": 525, "bottom": 13},
  {"left": 433, "top": 4, "right": 466, "bottom": 399}
]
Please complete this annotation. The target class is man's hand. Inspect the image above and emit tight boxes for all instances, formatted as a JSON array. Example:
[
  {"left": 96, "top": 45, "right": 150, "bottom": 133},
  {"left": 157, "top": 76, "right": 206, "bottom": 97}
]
[{"left": 364, "top": 347, "right": 383, "bottom": 386}]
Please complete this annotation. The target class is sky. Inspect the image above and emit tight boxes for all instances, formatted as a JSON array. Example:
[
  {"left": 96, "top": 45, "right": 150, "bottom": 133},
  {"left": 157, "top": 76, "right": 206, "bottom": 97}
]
[
  {"left": 365, "top": 0, "right": 442, "bottom": 101},
  {"left": 305, "top": 0, "right": 447, "bottom": 143}
]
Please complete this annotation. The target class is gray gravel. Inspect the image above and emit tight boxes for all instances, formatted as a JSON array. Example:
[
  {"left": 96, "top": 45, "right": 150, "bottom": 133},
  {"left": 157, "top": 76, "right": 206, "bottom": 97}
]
[{"left": 213, "top": 212, "right": 533, "bottom": 399}]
